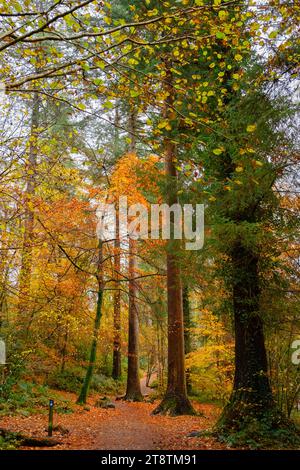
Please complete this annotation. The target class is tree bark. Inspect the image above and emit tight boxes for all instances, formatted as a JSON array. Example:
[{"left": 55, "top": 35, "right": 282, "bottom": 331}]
[
  {"left": 124, "top": 238, "right": 143, "bottom": 401},
  {"left": 18, "top": 93, "right": 40, "bottom": 334},
  {"left": 77, "top": 240, "right": 103, "bottom": 404},
  {"left": 218, "top": 244, "right": 278, "bottom": 430},
  {"left": 153, "top": 65, "right": 195, "bottom": 416},
  {"left": 112, "top": 203, "right": 122, "bottom": 379},
  {"left": 183, "top": 286, "right": 192, "bottom": 395}
]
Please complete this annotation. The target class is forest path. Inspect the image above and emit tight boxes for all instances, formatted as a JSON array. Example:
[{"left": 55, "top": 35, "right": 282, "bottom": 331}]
[
  {"left": 140, "top": 374, "right": 154, "bottom": 396},
  {"left": 89, "top": 401, "right": 166, "bottom": 450},
  {"left": 0, "top": 394, "right": 225, "bottom": 450}
]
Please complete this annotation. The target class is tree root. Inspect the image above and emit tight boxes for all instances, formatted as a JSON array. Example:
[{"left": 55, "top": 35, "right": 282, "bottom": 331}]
[
  {"left": 122, "top": 392, "right": 144, "bottom": 402},
  {"left": 152, "top": 393, "right": 196, "bottom": 416}
]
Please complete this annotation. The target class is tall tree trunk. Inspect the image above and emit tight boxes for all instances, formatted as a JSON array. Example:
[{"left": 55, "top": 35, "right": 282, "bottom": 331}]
[
  {"left": 18, "top": 93, "right": 40, "bottom": 334},
  {"left": 0, "top": 224, "right": 10, "bottom": 330},
  {"left": 183, "top": 286, "right": 192, "bottom": 395},
  {"left": 124, "top": 237, "right": 143, "bottom": 401},
  {"left": 77, "top": 241, "right": 103, "bottom": 404},
  {"left": 112, "top": 202, "right": 122, "bottom": 379},
  {"left": 123, "top": 106, "right": 142, "bottom": 401},
  {"left": 153, "top": 66, "right": 194, "bottom": 416},
  {"left": 218, "top": 244, "right": 279, "bottom": 430}
]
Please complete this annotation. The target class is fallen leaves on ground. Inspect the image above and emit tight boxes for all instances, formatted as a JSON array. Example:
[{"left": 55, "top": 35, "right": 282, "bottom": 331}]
[{"left": 0, "top": 392, "right": 227, "bottom": 450}]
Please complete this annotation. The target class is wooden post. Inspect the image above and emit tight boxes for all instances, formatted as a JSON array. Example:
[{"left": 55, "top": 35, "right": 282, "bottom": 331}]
[{"left": 48, "top": 399, "right": 54, "bottom": 437}]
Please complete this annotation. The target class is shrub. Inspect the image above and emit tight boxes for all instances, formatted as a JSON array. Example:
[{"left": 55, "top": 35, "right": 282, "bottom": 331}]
[{"left": 46, "top": 368, "right": 84, "bottom": 393}]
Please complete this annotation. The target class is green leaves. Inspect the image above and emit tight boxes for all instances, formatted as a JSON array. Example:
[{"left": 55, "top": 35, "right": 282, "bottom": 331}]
[
  {"left": 216, "top": 31, "right": 226, "bottom": 40},
  {"left": 103, "top": 100, "right": 114, "bottom": 109}
]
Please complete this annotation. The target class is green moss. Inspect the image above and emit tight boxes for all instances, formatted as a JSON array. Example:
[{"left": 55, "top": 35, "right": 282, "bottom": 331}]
[
  {"left": 215, "top": 407, "right": 300, "bottom": 449},
  {"left": 152, "top": 393, "right": 196, "bottom": 416}
]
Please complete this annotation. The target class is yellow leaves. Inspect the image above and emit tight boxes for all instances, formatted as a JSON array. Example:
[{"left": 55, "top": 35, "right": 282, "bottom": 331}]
[
  {"left": 103, "top": 16, "right": 111, "bottom": 25},
  {"left": 95, "top": 60, "right": 105, "bottom": 70},
  {"left": 247, "top": 124, "right": 257, "bottom": 133},
  {"left": 213, "top": 148, "right": 223, "bottom": 155},
  {"left": 130, "top": 90, "right": 139, "bottom": 98},
  {"left": 157, "top": 120, "right": 172, "bottom": 131},
  {"left": 181, "top": 39, "right": 188, "bottom": 48},
  {"left": 128, "top": 58, "right": 139, "bottom": 66},
  {"left": 251, "top": 22, "right": 260, "bottom": 32},
  {"left": 23, "top": 49, "right": 35, "bottom": 57},
  {"left": 170, "top": 67, "right": 182, "bottom": 75},
  {"left": 173, "top": 48, "right": 180, "bottom": 57},
  {"left": 103, "top": 100, "right": 114, "bottom": 109},
  {"left": 234, "top": 54, "right": 243, "bottom": 62},
  {"left": 218, "top": 10, "right": 228, "bottom": 21},
  {"left": 240, "top": 147, "right": 255, "bottom": 155},
  {"left": 148, "top": 8, "right": 158, "bottom": 16},
  {"left": 235, "top": 166, "right": 243, "bottom": 173}
]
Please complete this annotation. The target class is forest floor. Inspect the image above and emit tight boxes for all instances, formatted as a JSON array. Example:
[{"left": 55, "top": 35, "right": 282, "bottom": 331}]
[{"left": 0, "top": 382, "right": 227, "bottom": 450}]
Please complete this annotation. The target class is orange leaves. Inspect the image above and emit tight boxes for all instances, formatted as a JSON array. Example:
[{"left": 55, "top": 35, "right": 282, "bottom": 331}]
[
  {"left": 109, "top": 152, "right": 160, "bottom": 206},
  {"left": 0, "top": 394, "right": 225, "bottom": 450}
]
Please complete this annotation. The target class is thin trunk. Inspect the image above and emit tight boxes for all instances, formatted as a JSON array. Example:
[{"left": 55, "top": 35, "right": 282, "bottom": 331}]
[
  {"left": 18, "top": 93, "right": 40, "bottom": 334},
  {"left": 124, "top": 237, "right": 143, "bottom": 401},
  {"left": 128, "top": 106, "right": 137, "bottom": 153},
  {"left": 183, "top": 286, "right": 192, "bottom": 395},
  {"left": 153, "top": 66, "right": 194, "bottom": 416},
  {"left": 112, "top": 203, "right": 122, "bottom": 379},
  {"left": 156, "top": 320, "right": 163, "bottom": 390},
  {"left": 77, "top": 241, "right": 103, "bottom": 404},
  {"left": 146, "top": 349, "right": 155, "bottom": 387},
  {"left": 61, "top": 321, "right": 69, "bottom": 374}
]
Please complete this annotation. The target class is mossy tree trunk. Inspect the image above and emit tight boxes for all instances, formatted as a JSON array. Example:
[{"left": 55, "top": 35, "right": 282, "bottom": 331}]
[
  {"left": 77, "top": 241, "right": 103, "bottom": 405},
  {"left": 218, "top": 244, "right": 280, "bottom": 431}
]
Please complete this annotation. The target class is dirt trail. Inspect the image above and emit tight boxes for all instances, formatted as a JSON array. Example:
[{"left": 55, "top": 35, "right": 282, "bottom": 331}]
[
  {"left": 88, "top": 401, "right": 165, "bottom": 450},
  {"left": 140, "top": 375, "right": 153, "bottom": 396},
  {"left": 0, "top": 394, "right": 225, "bottom": 450}
]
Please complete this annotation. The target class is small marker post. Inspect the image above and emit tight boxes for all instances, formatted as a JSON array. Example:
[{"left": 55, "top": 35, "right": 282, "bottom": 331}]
[{"left": 48, "top": 399, "right": 54, "bottom": 437}]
